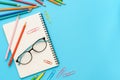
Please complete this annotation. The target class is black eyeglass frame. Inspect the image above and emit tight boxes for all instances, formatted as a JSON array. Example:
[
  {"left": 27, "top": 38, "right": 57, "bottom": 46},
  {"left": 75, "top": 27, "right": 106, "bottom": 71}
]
[{"left": 16, "top": 37, "right": 47, "bottom": 65}]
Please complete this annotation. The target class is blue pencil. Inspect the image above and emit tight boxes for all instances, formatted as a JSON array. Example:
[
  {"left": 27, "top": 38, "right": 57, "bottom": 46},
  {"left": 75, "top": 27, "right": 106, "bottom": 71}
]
[{"left": 0, "top": 9, "right": 29, "bottom": 20}]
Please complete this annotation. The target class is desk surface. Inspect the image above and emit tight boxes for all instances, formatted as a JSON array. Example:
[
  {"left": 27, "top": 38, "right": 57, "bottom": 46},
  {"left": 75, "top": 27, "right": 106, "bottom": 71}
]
[{"left": 0, "top": 0, "right": 120, "bottom": 80}]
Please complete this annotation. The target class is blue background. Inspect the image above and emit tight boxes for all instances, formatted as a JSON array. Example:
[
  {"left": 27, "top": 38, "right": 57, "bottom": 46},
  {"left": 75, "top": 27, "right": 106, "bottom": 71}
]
[{"left": 0, "top": 0, "right": 120, "bottom": 80}]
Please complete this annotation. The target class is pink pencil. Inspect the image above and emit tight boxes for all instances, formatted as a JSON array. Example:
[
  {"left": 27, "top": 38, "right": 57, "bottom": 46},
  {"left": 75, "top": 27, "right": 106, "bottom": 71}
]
[
  {"left": 13, "top": 0, "right": 37, "bottom": 6},
  {"left": 8, "top": 22, "right": 27, "bottom": 66},
  {"left": 36, "top": 0, "right": 46, "bottom": 7},
  {"left": 5, "top": 15, "right": 19, "bottom": 60}
]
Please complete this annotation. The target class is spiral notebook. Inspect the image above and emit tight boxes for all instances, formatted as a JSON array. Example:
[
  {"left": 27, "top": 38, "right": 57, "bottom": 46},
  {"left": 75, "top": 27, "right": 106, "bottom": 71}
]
[{"left": 3, "top": 13, "right": 59, "bottom": 78}]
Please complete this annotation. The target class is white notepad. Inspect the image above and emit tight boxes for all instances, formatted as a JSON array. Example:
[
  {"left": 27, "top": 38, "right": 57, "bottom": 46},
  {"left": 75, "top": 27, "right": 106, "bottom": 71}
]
[{"left": 3, "top": 13, "right": 58, "bottom": 78}]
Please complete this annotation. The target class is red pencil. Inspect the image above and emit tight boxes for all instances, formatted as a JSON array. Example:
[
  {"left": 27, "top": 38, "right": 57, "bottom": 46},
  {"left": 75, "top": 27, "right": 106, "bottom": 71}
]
[
  {"left": 36, "top": 0, "right": 46, "bottom": 6},
  {"left": 8, "top": 22, "right": 27, "bottom": 66},
  {"left": 13, "top": 0, "right": 37, "bottom": 6}
]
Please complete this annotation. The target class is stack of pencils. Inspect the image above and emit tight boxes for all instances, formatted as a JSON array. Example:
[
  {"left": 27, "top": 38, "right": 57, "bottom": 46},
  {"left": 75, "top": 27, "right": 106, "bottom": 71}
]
[
  {"left": 0, "top": 0, "right": 38, "bottom": 20},
  {"left": 48, "top": 0, "right": 65, "bottom": 6},
  {"left": 0, "top": 0, "right": 65, "bottom": 20}
]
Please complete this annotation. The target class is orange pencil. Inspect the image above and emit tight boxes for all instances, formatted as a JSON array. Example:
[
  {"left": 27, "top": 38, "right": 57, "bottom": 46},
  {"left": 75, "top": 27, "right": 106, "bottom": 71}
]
[
  {"left": 8, "top": 22, "right": 27, "bottom": 66},
  {"left": 48, "top": 0, "right": 60, "bottom": 5},
  {"left": 0, "top": 6, "right": 38, "bottom": 12}
]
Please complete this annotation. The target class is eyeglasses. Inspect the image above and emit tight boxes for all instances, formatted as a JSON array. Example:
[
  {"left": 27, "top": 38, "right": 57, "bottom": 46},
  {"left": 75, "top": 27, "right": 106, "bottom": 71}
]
[{"left": 16, "top": 37, "right": 47, "bottom": 65}]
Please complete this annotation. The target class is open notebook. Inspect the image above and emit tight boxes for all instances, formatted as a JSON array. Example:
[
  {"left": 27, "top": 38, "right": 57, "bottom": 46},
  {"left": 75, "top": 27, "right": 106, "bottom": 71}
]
[{"left": 3, "top": 13, "right": 58, "bottom": 78}]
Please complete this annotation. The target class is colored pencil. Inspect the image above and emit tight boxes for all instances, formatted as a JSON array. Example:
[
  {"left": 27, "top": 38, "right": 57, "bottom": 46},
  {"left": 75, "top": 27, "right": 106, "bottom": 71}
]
[
  {"left": 12, "top": 0, "right": 37, "bottom": 6},
  {"left": 8, "top": 22, "right": 27, "bottom": 66},
  {"left": 48, "top": 0, "right": 61, "bottom": 6},
  {"left": 36, "top": 0, "right": 46, "bottom": 7},
  {"left": 0, "top": 1, "right": 21, "bottom": 7},
  {"left": 5, "top": 15, "right": 20, "bottom": 60},
  {"left": 0, "top": 6, "right": 38, "bottom": 12},
  {"left": 55, "top": 0, "right": 65, "bottom": 4},
  {"left": 0, "top": 9, "right": 29, "bottom": 17},
  {"left": 36, "top": 72, "right": 46, "bottom": 80},
  {"left": 0, "top": 9, "right": 29, "bottom": 20},
  {"left": 31, "top": 75, "right": 38, "bottom": 80}
]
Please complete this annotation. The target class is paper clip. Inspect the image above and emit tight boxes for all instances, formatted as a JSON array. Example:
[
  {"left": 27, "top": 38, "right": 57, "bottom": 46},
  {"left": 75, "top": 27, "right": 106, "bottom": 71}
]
[
  {"left": 63, "top": 71, "right": 76, "bottom": 77},
  {"left": 47, "top": 70, "right": 56, "bottom": 80},
  {"left": 44, "top": 11, "right": 52, "bottom": 24},
  {"left": 56, "top": 67, "right": 66, "bottom": 79}
]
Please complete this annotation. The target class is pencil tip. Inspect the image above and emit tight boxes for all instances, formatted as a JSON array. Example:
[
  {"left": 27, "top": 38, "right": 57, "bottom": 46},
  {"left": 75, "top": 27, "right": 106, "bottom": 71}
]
[
  {"left": 25, "top": 22, "right": 27, "bottom": 25},
  {"left": 5, "top": 57, "right": 7, "bottom": 60},
  {"left": 36, "top": 5, "right": 40, "bottom": 8},
  {"left": 43, "top": 4, "right": 46, "bottom": 7},
  {"left": 8, "top": 62, "right": 11, "bottom": 66},
  {"left": 17, "top": 4, "right": 21, "bottom": 7},
  {"left": 36, "top": 5, "right": 40, "bottom": 7},
  {"left": 17, "top": 15, "right": 20, "bottom": 19},
  {"left": 58, "top": 4, "right": 61, "bottom": 6},
  {"left": 63, "top": 3, "right": 66, "bottom": 5}
]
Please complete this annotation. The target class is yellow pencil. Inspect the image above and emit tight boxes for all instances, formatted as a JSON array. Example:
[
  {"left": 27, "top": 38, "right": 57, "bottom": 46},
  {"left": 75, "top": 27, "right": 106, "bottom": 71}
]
[
  {"left": 0, "top": 6, "right": 38, "bottom": 12},
  {"left": 36, "top": 72, "right": 45, "bottom": 80}
]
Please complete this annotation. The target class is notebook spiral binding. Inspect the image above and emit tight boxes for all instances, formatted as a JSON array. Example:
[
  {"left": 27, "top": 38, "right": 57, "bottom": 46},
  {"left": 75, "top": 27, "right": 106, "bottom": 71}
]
[{"left": 39, "top": 13, "right": 59, "bottom": 65}]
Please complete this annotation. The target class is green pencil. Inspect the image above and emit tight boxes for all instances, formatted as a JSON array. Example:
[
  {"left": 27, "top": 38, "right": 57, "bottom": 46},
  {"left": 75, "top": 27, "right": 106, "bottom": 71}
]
[
  {"left": 31, "top": 75, "right": 38, "bottom": 80},
  {"left": 55, "top": 0, "right": 65, "bottom": 4},
  {"left": 0, "top": 1, "right": 21, "bottom": 7}
]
